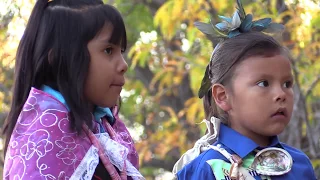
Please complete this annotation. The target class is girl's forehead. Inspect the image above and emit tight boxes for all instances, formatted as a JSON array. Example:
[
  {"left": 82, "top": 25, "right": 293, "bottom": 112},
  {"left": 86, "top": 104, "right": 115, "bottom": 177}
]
[
  {"left": 94, "top": 22, "right": 126, "bottom": 48},
  {"left": 94, "top": 23, "right": 114, "bottom": 40}
]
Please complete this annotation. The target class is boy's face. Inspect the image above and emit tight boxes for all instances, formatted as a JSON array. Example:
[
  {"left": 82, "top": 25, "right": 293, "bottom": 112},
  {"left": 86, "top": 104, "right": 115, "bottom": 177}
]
[
  {"left": 85, "top": 24, "right": 128, "bottom": 108},
  {"left": 227, "top": 54, "right": 294, "bottom": 146}
]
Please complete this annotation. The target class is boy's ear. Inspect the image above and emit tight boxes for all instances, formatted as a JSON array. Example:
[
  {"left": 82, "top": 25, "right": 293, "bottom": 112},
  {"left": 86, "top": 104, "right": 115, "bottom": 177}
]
[{"left": 211, "top": 84, "right": 231, "bottom": 112}]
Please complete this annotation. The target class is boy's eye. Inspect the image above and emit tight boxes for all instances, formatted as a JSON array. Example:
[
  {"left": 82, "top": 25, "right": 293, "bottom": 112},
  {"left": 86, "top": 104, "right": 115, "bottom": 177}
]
[
  {"left": 257, "top": 80, "right": 269, "bottom": 87},
  {"left": 283, "top": 81, "right": 293, "bottom": 88},
  {"left": 104, "top": 47, "right": 113, "bottom": 55}
]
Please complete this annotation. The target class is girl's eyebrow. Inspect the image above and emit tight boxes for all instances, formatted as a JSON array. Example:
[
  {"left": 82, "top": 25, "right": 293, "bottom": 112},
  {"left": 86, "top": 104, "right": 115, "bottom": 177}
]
[
  {"left": 99, "top": 39, "right": 117, "bottom": 46},
  {"left": 99, "top": 38, "right": 110, "bottom": 44}
]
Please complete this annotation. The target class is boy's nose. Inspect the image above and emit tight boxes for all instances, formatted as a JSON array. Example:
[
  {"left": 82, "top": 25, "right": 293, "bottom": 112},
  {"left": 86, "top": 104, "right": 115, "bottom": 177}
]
[{"left": 274, "top": 87, "right": 286, "bottom": 102}]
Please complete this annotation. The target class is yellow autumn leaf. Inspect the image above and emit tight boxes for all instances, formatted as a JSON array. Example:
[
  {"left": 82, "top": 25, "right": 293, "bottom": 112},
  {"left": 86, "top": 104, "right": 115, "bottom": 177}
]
[
  {"left": 149, "top": 70, "right": 166, "bottom": 90},
  {"left": 160, "top": 106, "right": 178, "bottom": 123},
  {"left": 172, "top": 0, "right": 184, "bottom": 20},
  {"left": 184, "top": 97, "right": 197, "bottom": 107}
]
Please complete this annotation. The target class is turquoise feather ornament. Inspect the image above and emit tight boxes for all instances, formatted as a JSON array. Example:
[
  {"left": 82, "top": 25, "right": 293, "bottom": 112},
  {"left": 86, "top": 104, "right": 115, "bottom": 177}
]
[
  {"left": 194, "top": 0, "right": 284, "bottom": 41},
  {"left": 240, "top": 14, "right": 253, "bottom": 32},
  {"left": 236, "top": 0, "right": 246, "bottom": 20}
]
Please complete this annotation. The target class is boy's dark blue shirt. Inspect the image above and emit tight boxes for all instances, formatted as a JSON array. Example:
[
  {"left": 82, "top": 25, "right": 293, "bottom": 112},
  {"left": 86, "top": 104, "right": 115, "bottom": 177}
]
[{"left": 177, "top": 124, "right": 317, "bottom": 180}]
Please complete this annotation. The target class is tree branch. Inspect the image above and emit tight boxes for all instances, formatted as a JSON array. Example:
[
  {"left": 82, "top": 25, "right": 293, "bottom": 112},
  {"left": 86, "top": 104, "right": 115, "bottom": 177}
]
[
  {"left": 141, "top": 147, "right": 183, "bottom": 172},
  {"left": 134, "top": 66, "right": 154, "bottom": 89},
  {"left": 204, "top": 0, "right": 217, "bottom": 16},
  {"left": 135, "top": 0, "right": 166, "bottom": 15},
  {"left": 288, "top": 49, "right": 319, "bottom": 157},
  {"left": 142, "top": 158, "right": 176, "bottom": 172},
  {"left": 301, "top": 94, "right": 320, "bottom": 158},
  {"left": 305, "top": 75, "right": 320, "bottom": 98}
]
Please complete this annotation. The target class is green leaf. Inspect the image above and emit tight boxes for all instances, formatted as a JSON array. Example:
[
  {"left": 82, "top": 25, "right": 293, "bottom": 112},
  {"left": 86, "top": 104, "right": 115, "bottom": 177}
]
[{"left": 138, "top": 51, "right": 150, "bottom": 67}]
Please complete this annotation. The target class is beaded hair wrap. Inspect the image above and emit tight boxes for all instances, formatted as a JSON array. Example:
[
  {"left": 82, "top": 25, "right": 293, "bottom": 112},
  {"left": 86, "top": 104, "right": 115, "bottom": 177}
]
[{"left": 195, "top": 0, "right": 285, "bottom": 99}]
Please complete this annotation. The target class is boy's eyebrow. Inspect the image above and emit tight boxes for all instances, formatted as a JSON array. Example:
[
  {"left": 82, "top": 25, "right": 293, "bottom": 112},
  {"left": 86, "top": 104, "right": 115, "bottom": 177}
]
[
  {"left": 255, "top": 73, "right": 274, "bottom": 79},
  {"left": 254, "top": 73, "right": 293, "bottom": 80},
  {"left": 284, "top": 74, "right": 294, "bottom": 81}
]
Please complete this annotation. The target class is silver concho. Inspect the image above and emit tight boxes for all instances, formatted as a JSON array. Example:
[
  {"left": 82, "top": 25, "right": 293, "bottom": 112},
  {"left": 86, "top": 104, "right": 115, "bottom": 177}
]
[{"left": 251, "top": 147, "right": 293, "bottom": 176}]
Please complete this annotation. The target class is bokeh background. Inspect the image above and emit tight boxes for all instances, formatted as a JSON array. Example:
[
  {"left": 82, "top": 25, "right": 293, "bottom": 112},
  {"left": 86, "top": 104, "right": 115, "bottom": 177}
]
[{"left": 0, "top": 0, "right": 319, "bottom": 179}]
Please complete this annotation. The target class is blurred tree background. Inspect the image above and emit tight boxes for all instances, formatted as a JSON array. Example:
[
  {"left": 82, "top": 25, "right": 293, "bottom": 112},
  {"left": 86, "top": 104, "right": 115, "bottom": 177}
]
[{"left": 0, "top": 0, "right": 319, "bottom": 179}]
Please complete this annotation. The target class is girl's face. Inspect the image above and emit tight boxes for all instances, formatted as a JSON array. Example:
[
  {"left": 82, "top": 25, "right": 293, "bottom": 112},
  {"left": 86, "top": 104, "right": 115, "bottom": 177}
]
[
  {"left": 224, "top": 54, "right": 294, "bottom": 146},
  {"left": 85, "top": 24, "right": 128, "bottom": 108}
]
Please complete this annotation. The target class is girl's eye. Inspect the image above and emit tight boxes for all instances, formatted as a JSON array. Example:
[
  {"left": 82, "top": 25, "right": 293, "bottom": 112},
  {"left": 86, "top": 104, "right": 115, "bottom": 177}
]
[
  {"left": 104, "top": 47, "right": 113, "bottom": 55},
  {"left": 257, "top": 80, "right": 269, "bottom": 87},
  {"left": 283, "top": 81, "right": 293, "bottom": 88}
]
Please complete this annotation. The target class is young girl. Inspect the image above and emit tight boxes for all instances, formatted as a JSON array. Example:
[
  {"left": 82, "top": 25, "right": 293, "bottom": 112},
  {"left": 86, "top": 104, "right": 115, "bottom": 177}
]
[
  {"left": 173, "top": 1, "right": 317, "bottom": 179},
  {"left": 2, "top": 0, "right": 143, "bottom": 179}
]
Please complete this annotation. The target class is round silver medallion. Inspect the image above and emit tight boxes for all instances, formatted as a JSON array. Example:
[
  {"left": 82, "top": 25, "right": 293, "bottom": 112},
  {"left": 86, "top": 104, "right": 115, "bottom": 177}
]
[{"left": 251, "top": 147, "right": 293, "bottom": 176}]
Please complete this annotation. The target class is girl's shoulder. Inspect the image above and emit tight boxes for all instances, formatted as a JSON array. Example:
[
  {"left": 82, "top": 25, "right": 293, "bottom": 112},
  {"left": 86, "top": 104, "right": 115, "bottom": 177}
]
[
  {"left": 4, "top": 88, "right": 94, "bottom": 179},
  {"left": 17, "top": 87, "right": 70, "bottom": 130},
  {"left": 30, "top": 87, "right": 69, "bottom": 111}
]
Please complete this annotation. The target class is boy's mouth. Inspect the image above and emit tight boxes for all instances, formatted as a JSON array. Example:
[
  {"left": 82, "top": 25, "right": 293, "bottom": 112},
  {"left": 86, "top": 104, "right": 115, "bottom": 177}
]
[{"left": 272, "top": 107, "right": 287, "bottom": 117}]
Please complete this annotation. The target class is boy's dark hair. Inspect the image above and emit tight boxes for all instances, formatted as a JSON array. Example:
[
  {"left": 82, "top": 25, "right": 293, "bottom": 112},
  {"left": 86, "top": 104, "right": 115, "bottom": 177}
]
[
  {"left": 203, "top": 32, "right": 290, "bottom": 124},
  {"left": 3, "top": 0, "right": 127, "bottom": 154}
]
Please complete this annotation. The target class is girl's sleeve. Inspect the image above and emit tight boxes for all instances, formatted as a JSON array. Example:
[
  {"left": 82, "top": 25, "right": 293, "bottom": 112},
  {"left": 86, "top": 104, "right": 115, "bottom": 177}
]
[
  {"left": 112, "top": 107, "right": 139, "bottom": 169},
  {"left": 3, "top": 108, "right": 95, "bottom": 179}
]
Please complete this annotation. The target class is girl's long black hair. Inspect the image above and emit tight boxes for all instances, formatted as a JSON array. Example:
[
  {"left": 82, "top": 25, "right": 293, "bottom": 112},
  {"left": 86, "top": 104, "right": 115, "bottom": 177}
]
[{"left": 3, "top": 0, "right": 127, "bottom": 154}]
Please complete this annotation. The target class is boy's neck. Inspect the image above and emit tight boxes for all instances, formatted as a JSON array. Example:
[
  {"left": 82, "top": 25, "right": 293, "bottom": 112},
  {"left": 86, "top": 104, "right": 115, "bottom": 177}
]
[
  {"left": 230, "top": 125, "right": 272, "bottom": 147},
  {"left": 248, "top": 133, "right": 272, "bottom": 147}
]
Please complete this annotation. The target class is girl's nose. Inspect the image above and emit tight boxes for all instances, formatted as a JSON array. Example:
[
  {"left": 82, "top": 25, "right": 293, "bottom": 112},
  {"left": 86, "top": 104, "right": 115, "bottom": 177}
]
[{"left": 118, "top": 55, "right": 128, "bottom": 74}]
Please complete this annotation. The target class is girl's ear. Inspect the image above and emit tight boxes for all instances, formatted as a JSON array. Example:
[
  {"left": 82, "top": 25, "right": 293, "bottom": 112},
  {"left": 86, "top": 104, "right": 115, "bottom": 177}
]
[{"left": 211, "top": 84, "right": 232, "bottom": 112}]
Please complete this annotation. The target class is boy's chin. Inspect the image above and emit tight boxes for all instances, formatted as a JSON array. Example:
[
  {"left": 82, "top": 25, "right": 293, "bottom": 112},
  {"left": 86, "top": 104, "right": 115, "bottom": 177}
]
[{"left": 263, "top": 126, "right": 287, "bottom": 137}]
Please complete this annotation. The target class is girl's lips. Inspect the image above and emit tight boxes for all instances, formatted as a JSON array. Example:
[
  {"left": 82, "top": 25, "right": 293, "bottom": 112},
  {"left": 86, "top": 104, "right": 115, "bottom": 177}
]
[
  {"left": 110, "top": 80, "right": 125, "bottom": 87},
  {"left": 111, "top": 84, "right": 124, "bottom": 87}
]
